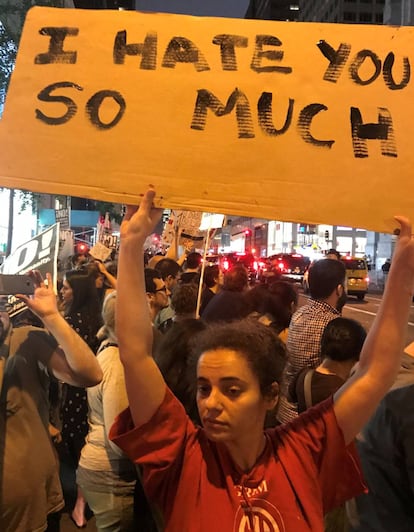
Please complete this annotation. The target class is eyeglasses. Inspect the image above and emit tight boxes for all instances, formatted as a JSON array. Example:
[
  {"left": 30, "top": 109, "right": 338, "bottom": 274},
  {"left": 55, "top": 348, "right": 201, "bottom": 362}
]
[{"left": 155, "top": 286, "right": 167, "bottom": 293}]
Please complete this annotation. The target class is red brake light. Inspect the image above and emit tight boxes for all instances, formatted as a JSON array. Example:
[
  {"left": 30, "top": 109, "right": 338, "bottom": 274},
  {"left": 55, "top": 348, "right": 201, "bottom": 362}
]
[
  {"left": 223, "top": 259, "right": 230, "bottom": 271},
  {"left": 253, "top": 261, "right": 258, "bottom": 271},
  {"left": 278, "top": 261, "right": 285, "bottom": 272}
]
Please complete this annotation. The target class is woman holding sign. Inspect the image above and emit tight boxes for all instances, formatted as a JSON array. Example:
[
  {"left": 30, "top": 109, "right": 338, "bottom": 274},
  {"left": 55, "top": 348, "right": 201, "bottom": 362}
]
[{"left": 109, "top": 189, "right": 414, "bottom": 531}]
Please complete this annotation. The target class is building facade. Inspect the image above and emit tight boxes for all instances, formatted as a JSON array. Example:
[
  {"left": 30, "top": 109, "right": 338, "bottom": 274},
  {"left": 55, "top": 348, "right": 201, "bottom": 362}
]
[
  {"left": 245, "top": 0, "right": 300, "bottom": 20},
  {"left": 383, "top": 0, "right": 414, "bottom": 24},
  {"left": 245, "top": 0, "right": 385, "bottom": 23},
  {"left": 298, "top": 0, "right": 385, "bottom": 24}
]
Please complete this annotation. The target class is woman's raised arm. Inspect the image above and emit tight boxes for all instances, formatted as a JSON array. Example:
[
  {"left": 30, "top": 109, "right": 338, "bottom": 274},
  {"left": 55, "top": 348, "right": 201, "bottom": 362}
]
[
  {"left": 116, "top": 188, "right": 166, "bottom": 427},
  {"left": 334, "top": 216, "right": 414, "bottom": 444}
]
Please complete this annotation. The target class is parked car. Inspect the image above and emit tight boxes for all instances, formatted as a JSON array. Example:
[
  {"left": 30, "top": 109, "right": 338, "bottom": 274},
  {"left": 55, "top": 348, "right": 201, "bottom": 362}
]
[
  {"left": 265, "top": 253, "right": 310, "bottom": 283},
  {"left": 219, "top": 252, "right": 265, "bottom": 282},
  {"left": 203, "top": 254, "right": 220, "bottom": 266},
  {"left": 341, "top": 256, "right": 369, "bottom": 300}
]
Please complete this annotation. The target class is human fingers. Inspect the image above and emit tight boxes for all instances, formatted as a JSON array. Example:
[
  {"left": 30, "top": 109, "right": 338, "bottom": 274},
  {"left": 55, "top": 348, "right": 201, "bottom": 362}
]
[
  {"left": 394, "top": 216, "right": 412, "bottom": 239},
  {"left": 44, "top": 272, "right": 53, "bottom": 288},
  {"left": 138, "top": 189, "right": 163, "bottom": 229},
  {"left": 139, "top": 188, "right": 157, "bottom": 215}
]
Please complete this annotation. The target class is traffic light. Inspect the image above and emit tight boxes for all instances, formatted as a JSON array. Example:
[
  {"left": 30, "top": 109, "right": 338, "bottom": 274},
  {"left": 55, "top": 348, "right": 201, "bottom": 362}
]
[
  {"left": 325, "top": 230, "right": 330, "bottom": 241},
  {"left": 244, "top": 229, "right": 252, "bottom": 236}
]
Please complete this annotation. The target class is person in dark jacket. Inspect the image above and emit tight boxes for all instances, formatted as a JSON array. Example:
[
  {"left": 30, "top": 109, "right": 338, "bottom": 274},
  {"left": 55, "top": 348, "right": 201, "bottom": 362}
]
[{"left": 201, "top": 265, "right": 249, "bottom": 323}]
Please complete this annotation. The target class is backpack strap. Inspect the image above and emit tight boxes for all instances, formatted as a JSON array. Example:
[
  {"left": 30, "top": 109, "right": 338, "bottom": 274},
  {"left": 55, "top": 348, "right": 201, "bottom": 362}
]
[
  {"left": 303, "top": 369, "right": 315, "bottom": 410},
  {"left": 97, "top": 341, "right": 118, "bottom": 355}
]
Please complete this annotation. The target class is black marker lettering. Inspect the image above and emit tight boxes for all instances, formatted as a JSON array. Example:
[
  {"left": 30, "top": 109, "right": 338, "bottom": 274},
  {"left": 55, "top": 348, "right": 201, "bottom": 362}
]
[
  {"left": 383, "top": 52, "right": 410, "bottom": 90},
  {"left": 297, "top": 104, "right": 334, "bottom": 148},
  {"left": 350, "top": 107, "right": 397, "bottom": 158},
  {"left": 317, "top": 40, "right": 351, "bottom": 83},
  {"left": 162, "top": 37, "right": 210, "bottom": 71},
  {"left": 257, "top": 92, "right": 294, "bottom": 136},
  {"left": 86, "top": 90, "right": 126, "bottom": 130},
  {"left": 191, "top": 88, "right": 254, "bottom": 138},
  {"left": 349, "top": 50, "right": 381, "bottom": 86},
  {"left": 35, "top": 27, "right": 78, "bottom": 64},
  {"left": 36, "top": 81, "right": 82, "bottom": 125},
  {"left": 251, "top": 35, "right": 292, "bottom": 74},
  {"left": 212, "top": 34, "right": 248, "bottom": 71},
  {"left": 113, "top": 30, "right": 157, "bottom": 70}
]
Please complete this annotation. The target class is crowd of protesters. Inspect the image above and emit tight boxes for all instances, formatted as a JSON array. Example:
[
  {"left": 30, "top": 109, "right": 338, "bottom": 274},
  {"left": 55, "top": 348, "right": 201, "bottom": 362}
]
[{"left": 2, "top": 191, "right": 414, "bottom": 532}]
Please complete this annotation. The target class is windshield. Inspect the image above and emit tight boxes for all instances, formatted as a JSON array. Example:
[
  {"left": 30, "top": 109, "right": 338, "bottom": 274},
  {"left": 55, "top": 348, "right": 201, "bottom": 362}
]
[{"left": 341, "top": 259, "right": 366, "bottom": 270}]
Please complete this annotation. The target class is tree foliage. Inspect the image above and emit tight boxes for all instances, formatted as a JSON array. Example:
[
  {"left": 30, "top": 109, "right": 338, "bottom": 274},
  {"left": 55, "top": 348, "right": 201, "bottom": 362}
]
[
  {"left": 0, "top": 0, "right": 66, "bottom": 44},
  {"left": 0, "top": 1, "right": 68, "bottom": 112},
  {"left": 0, "top": 21, "right": 16, "bottom": 114}
]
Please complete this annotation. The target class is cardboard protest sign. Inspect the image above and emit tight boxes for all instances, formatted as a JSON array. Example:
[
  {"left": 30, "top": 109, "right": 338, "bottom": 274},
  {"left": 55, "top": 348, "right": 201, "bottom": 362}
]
[
  {"left": 89, "top": 241, "right": 112, "bottom": 262},
  {"left": 55, "top": 207, "right": 70, "bottom": 229},
  {"left": 1, "top": 223, "right": 59, "bottom": 278},
  {"left": 200, "top": 213, "right": 225, "bottom": 231},
  {"left": 0, "top": 6, "right": 413, "bottom": 233},
  {"left": 58, "top": 229, "right": 74, "bottom": 263}
]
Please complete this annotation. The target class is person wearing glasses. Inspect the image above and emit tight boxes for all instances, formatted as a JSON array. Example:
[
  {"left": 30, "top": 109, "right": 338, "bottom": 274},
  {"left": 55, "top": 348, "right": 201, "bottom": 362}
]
[{"left": 144, "top": 268, "right": 170, "bottom": 324}]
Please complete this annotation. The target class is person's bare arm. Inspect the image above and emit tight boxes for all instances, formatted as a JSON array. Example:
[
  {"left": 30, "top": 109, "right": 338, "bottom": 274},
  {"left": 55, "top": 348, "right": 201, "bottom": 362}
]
[
  {"left": 97, "top": 261, "right": 117, "bottom": 289},
  {"left": 116, "top": 188, "right": 167, "bottom": 428},
  {"left": 18, "top": 273, "right": 102, "bottom": 387},
  {"left": 334, "top": 217, "right": 414, "bottom": 444}
]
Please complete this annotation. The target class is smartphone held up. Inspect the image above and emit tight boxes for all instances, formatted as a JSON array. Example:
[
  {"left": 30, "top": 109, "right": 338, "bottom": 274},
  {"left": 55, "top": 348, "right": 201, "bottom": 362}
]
[{"left": 0, "top": 274, "right": 35, "bottom": 296}]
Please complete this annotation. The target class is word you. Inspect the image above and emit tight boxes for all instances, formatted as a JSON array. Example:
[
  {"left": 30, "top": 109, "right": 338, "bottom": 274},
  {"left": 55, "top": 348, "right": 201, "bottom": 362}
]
[{"left": 33, "top": 28, "right": 409, "bottom": 157}]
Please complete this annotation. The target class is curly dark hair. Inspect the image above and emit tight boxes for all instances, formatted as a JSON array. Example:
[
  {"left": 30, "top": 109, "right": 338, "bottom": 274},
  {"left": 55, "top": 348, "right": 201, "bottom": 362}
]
[
  {"left": 171, "top": 284, "right": 198, "bottom": 316},
  {"left": 155, "top": 319, "right": 207, "bottom": 423},
  {"left": 189, "top": 318, "right": 286, "bottom": 397}
]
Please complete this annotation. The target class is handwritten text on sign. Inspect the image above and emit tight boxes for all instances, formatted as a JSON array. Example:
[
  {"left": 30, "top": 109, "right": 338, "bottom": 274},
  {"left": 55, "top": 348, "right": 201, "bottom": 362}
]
[
  {"left": 1, "top": 7, "right": 414, "bottom": 232},
  {"left": 34, "top": 27, "right": 406, "bottom": 157}
]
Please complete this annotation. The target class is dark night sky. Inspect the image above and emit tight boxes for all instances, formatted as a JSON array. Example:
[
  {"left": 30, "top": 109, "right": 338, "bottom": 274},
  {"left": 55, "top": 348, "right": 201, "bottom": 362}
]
[{"left": 135, "top": 0, "right": 250, "bottom": 18}]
